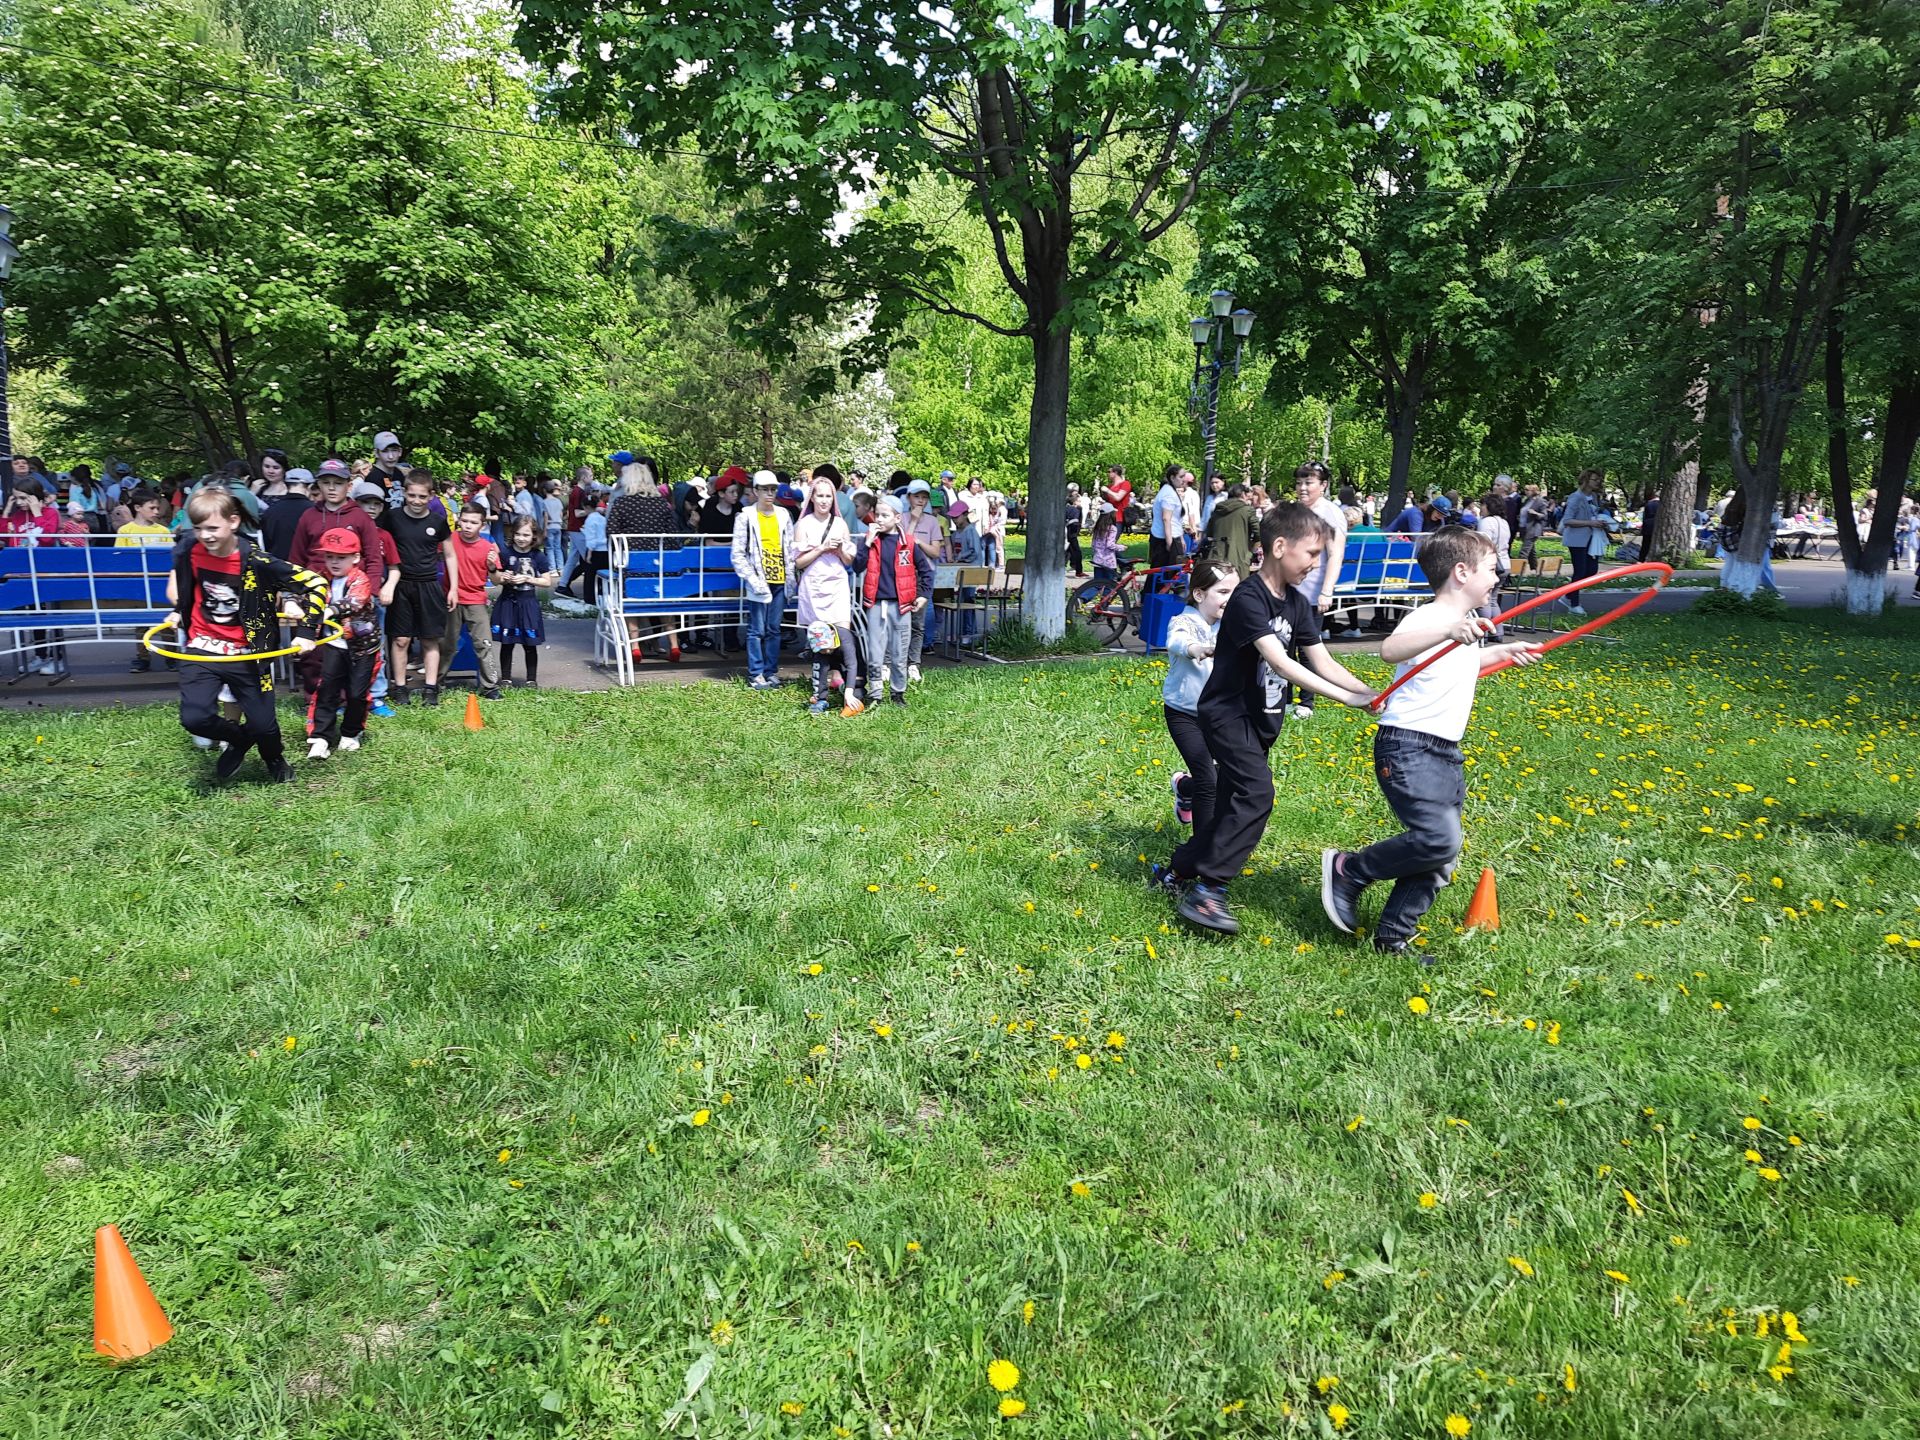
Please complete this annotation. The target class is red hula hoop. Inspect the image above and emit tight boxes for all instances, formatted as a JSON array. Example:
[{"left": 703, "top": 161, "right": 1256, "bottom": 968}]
[{"left": 1367, "top": 561, "right": 1674, "bottom": 713}]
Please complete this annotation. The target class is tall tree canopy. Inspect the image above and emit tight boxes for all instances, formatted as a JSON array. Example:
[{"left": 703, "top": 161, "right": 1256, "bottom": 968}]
[{"left": 515, "top": 0, "right": 1530, "bottom": 636}]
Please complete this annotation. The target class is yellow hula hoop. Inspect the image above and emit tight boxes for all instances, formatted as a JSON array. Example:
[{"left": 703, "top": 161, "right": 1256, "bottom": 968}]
[{"left": 140, "top": 619, "right": 345, "bottom": 664}]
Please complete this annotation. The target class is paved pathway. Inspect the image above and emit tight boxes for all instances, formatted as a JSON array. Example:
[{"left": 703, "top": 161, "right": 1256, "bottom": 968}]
[{"left": 4, "top": 554, "right": 1912, "bottom": 714}]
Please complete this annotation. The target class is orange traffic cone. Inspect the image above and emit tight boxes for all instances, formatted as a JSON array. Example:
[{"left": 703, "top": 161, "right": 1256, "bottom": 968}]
[
  {"left": 94, "top": 1225, "right": 172, "bottom": 1360},
  {"left": 463, "top": 692, "right": 485, "bottom": 731},
  {"left": 1463, "top": 867, "right": 1500, "bottom": 932}
]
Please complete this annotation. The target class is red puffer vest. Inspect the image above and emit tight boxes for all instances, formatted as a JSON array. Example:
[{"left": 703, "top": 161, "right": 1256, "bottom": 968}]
[{"left": 862, "top": 532, "right": 918, "bottom": 607}]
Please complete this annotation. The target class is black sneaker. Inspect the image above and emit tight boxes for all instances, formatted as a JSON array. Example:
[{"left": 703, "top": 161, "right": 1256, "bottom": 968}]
[
  {"left": 214, "top": 741, "right": 252, "bottom": 781},
  {"left": 480, "top": 687, "right": 503, "bottom": 701},
  {"left": 391, "top": 686, "right": 413, "bottom": 708},
  {"left": 422, "top": 686, "right": 441, "bottom": 708},
  {"left": 1321, "top": 849, "right": 1365, "bottom": 935},
  {"left": 129, "top": 658, "right": 151, "bottom": 674},
  {"left": 265, "top": 756, "right": 297, "bottom": 784},
  {"left": 1148, "top": 863, "right": 1185, "bottom": 896},
  {"left": 1177, "top": 882, "right": 1240, "bottom": 935},
  {"left": 1372, "top": 935, "right": 1412, "bottom": 956},
  {"left": 889, "top": 692, "right": 907, "bottom": 707}
]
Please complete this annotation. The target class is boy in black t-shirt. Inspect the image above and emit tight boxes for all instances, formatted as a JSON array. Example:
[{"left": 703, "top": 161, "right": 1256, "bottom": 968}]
[
  {"left": 378, "top": 472, "right": 458, "bottom": 706},
  {"left": 1176, "top": 502, "right": 1376, "bottom": 936}
]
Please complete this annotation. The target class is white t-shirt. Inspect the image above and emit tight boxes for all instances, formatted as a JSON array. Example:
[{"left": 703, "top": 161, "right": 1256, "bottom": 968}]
[
  {"left": 1377, "top": 613, "right": 1480, "bottom": 742},
  {"left": 1301, "top": 496, "right": 1348, "bottom": 605}
]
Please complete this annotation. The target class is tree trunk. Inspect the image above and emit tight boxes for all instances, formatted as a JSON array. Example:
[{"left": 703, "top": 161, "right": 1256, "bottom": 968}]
[
  {"left": 1652, "top": 373, "right": 1707, "bottom": 566},
  {"left": 1826, "top": 291, "right": 1912, "bottom": 614},
  {"left": 1383, "top": 378, "right": 1420, "bottom": 522},
  {"left": 757, "top": 367, "right": 774, "bottom": 468},
  {"left": 1021, "top": 313, "right": 1069, "bottom": 640}
]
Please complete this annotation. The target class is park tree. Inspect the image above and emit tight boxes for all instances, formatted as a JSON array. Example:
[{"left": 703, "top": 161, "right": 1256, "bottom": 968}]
[
  {"left": 514, "top": 0, "right": 1530, "bottom": 638},
  {"left": 1562, "top": 0, "right": 1920, "bottom": 599},
  {"left": 2, "top": 0, "right": 617, "bottom": 469},
  {"left": 1204, "top": 24, "right": 1557, "bottom": 522}
]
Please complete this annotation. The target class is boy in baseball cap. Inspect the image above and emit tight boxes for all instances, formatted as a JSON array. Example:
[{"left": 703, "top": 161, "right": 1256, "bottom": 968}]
[{"left": 306, "top": 527, "right": 382, "bottom": 758}]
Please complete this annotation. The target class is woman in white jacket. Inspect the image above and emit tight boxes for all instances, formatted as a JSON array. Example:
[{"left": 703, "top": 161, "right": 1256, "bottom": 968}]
[
  {"left": 731, "top": 470, "right": 796, "bottom": 687},
  {"left": 1151, "top": 559, "right": 1241, "bottom": 894}
]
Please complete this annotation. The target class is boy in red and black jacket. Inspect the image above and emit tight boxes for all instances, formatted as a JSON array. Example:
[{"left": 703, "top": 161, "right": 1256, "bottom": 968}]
[
  {"left": 304, "top": 527, "right": 383, "bottom": 759},
  {"left": 166, "top": 490, "right": 329, "bottom": 783}
]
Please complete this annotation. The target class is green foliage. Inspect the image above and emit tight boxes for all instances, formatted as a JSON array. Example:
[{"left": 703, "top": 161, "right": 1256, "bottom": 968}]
[
  {"left": 979, "top": 618, "right": 1106, "bottom": 659},
  {"left": 5, "top": 613, "right": 1920, "bottom": 1433},
  {"left": 1693, "top": 586, "right": 1789, "bottom": 620},
  {"left": 3, "top": 0, "right": 619, "bottom": 468}
]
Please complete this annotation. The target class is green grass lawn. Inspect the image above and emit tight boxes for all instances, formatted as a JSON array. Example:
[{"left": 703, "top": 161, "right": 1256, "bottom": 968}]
[{"left": 4, "top": 610, "right": 1918, "bottom": 1438}]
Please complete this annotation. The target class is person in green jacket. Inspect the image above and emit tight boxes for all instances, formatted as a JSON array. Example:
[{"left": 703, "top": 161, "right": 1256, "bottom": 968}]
[{"left": 1202, "top": 483, "right": 1261, "bottom": 578}]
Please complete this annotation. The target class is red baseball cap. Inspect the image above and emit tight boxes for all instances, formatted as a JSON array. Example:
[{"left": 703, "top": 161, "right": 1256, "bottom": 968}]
[{"left": 316, "top": 526, "right": 362, "bottom": 555}]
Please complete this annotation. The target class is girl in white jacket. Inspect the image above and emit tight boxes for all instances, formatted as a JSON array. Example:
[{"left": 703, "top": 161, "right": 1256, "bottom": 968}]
[{"left": 1151, "top": 558, "right": 1241, "bottom": 893}]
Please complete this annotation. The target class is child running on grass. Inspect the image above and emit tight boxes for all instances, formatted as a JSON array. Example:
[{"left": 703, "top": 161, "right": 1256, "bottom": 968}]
[
  {"left": 165, "top": 489, "right": 328, "bottom": 784},
  {"left": 1175, "top": 502, "right": 1376, "bottom": 936},
  {"left": 1319, "top": 526, "right": 1542, "bottom": 954},
  {"left": 1152, "top": 558, "right": 1239, "bottom": 893},
  {"left": 305, "top": 527, "right": 382, "bottom": 759}
]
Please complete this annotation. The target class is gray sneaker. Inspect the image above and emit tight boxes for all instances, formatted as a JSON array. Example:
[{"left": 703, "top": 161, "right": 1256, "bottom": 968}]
[{"left": 1321, "top": 849, "right": 1365, "bottom": 935}]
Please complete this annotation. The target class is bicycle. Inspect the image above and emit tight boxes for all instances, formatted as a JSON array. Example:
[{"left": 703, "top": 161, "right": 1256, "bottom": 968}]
[{"left": 1071, "top": 558, "right": 1189, "bottom": 642}]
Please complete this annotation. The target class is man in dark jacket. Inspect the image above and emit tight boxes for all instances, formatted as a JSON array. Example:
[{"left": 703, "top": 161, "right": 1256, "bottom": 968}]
[
  {"left": 1202, "top": 485, "right": 1261, "bottom": 578},
  {"left": 259, "top": 467, "right": 315, "bottom": 559}
]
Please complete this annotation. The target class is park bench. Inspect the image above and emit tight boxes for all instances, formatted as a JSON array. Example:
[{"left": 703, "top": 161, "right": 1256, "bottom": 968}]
[
  {"left": 0, "top": 543, "right": 172, "bottom": 684},
  {"left": 600, "top": 533, "right": 868, "bottom": 685},
  {"left": 1325, "top": 534, "right": 1424, "bottom": 629}
]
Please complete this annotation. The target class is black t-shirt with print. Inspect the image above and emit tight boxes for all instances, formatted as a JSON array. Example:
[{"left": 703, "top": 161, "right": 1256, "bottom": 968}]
[
  {"left": 381, "top": 506, "right": 451, "bottom": 582},
  {"left": 1196, "top": 572, "right": 1320, "bottom": 748}
]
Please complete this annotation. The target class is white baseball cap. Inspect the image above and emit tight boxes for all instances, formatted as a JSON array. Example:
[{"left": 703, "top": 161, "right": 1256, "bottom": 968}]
[{"left": 374, "top": 431, "right": 401, "bottom": 451}]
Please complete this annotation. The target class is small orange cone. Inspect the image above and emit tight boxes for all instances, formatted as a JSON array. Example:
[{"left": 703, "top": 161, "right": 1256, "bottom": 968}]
[
  {"left": 463, "top": 693, "right": 485, "bottom": 731},
  {"left": 1463, "top": 866, "right": 1500, "bottom": 932},
  {"left": 94, "top": 1225, "right": 172, "bottom": 1360}
]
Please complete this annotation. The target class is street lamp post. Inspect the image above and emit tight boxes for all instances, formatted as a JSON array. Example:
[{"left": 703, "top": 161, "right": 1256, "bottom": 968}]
[
  {"left": 0, "top": 203, "right": 18, "bottom": 462},
  {"left": 1187, "top": 288, "right": 1254, "bottom": 489}
]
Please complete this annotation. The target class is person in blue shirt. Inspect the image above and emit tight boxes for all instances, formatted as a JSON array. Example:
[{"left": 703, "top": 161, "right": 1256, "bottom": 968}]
[{"left": 1386, "top": 497, "right": 1423, "bottom": 534}]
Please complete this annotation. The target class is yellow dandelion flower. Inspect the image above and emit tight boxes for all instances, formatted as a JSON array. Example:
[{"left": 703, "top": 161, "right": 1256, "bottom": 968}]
[
  {"left": 1074, "top": 1053, "right": 1093, "bottom": 1070},
  {"left": 1070, "top": 1180, "right": 1090, "bottom": 1197},
  {"left": 1742, "top": 1116, "right": 1762, "bottom": 1130},
  {"left": 866, "top": 884, "right": 880, "bottom": 892},
  {"left": 1508, "top": 1256, "right": 1535, "bottom": 1279},
  {"left": 1744, "top": 1148, "right": 1763, "bottom": 1163},
  {"left": 1621, "top": 1187, "right": 1643, "bottom": 1214},
  {"left": 807, "top": 962, "right": 823, "bottom": 975},
  {"left": 906, "top": 1241, "right": 921, "bottom": 1253},
  {"left": 1106, "top": 1031, "right": 1126, "bottom": 1049},
  {"left": 1843, "top": 1274, "right": 1861, "bottom": 1286},
  {"left": 987, "top": 1359, "right": 1021, "bottom": 1393},
  {"left": 1323, "top": 1270, "right": 1347, "bottom": 1290},
  {"left": 1419, "top": 1192, "right": 1440, "bottom": 1209},
  {"left": 1782, "top": 1312, "right": 1807, "bottom": 1343},
  {"left": 1328, "top": 1401, "right": 1350, "bottom": 1428},
  {"left": 1315, "top": 1375, "right": 1339, "bottom": 1395},
  {"left": 691, "top": 1109, "right": 711, "bottom": 1127},
  {"left": 1022, "top": 1300, "right": 1035, "bottom": 1324},
  {"left": 709, "top": 1319, "right": 734, "bottom": 1346},
  {"left": 780, "top": 1401, "right": 804, "bottom": 1416},
  {"left": 1758, "top": 1167, "right": 1781, "bottom": 1182},
  {"left": 1604, "top": 1269, "right": 1631, "bottom": 1284},
  {"left": 1346, "top": 1114, "right": 1365, "bottom": 1132},
  {"left": 872, "top": 1022, "right": 893, "bottom": 1038},
  {"left": 846, "top": 1239, "right": 863, "bottom": 1252},
  {"left": 497, "top": 1148, "right": 512, "bottom": 1165},
  {"left": 1446, "top": 1416, "right": 1472, "bottom": 1437},
  {"left": 283, "top": 1035, "right": 298, "bottom": 1052},
  {"left": 998, "top": 1397, "right": 1026, "bottom": 1418},
  {"left": 1670, "top": 1234, "right": 1690, "bottom": 1247},
  {"left": 1408, "top": 996, "right": 1430, "bottom": 1015},
  {"left": 1563, "top": 1362, "right": 1577, "bottom": 1393}
]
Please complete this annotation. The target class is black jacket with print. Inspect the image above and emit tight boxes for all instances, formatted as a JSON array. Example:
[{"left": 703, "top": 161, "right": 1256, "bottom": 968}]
[{"left": 172, "top": 535, "right": 330, "bottom": 654}]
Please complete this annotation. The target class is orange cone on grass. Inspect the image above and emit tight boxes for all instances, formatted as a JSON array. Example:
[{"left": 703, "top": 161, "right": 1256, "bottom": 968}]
[
  {"left": 94, "top": 1225, "right": 172, "bottom": 1360},
  {"left": 463, "top": 692, "right": 485, "bottom": 731},
  {"left": 1463, "top": 866, "right": 1500, "bottom": 932}
]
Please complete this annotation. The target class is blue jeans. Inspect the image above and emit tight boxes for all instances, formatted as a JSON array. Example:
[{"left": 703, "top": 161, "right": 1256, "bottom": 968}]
[
  {"left": 370, "top": 602, "right": 390, "bottom": 699},
  {"left": 745, "top": 596, "right": 783, "bottom": 680},
  {"left": 1345, "top": 727, "right": 1466, "bottom": 946}
]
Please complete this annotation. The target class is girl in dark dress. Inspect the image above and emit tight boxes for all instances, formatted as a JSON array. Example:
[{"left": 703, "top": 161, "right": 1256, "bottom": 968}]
[{"left": 492, "top": 515, "right": 557, "bottom": 686}]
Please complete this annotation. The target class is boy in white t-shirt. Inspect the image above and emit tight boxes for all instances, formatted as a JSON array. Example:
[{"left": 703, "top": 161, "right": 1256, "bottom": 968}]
[{"left": 1319, "top": 527, "right": 1541, "bottom": 955}]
